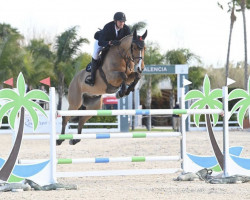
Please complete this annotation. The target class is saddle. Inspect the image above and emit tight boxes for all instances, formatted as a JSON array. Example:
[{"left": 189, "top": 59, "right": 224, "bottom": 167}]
[
  {"left": 85, "top": 47, "right": 119, "bottom": 93},
  {"left": 85, "top": 47, "right": 109, "bottom": 72}
]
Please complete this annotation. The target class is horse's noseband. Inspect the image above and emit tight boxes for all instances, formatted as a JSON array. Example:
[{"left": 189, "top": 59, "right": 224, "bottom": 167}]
[{"left": 117, "top": 38, "right": 145, "bottom": 73}]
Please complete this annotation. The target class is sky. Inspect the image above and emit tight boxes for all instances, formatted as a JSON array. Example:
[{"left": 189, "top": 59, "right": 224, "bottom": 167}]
[{"left": 0, "top": 0, "right": 249, "bottom": 68}]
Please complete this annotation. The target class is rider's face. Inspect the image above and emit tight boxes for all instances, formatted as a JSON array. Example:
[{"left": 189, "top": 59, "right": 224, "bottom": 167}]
[{"left": 116, "top": 20, "right": 125, "bottom": 29}]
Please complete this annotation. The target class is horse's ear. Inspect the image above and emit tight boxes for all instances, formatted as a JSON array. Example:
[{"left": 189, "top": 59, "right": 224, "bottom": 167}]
[
  {"left": 142, "top": 30, "right": 147, "bottom": 40},
  {"left": 133, "top": 29, "right": 137, "bottom": 40}
]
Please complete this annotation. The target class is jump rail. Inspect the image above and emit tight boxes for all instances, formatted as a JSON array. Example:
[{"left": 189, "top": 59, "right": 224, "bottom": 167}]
[
  {"left": 20, "top": 156, "right": 181, "bottom": 165},
  {"left": 23, "top": 132, "right": 181, "bottom": 140},
  {"left": 49, "top": 87, "right": 225, "bottom": 183},
  {"left": 57, "top": 109, "right": 223, "bottom": 117},
  {"left": 16, "top": 87, "right": 227, "bottom": 184},
  {"left": 57, "top": 156, "right": 181, "bottom": 164}
]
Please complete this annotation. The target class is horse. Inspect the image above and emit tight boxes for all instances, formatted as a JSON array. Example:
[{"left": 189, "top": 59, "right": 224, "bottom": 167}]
[{"left": 57, "top": 29, "right": 147, "bottom": 145}]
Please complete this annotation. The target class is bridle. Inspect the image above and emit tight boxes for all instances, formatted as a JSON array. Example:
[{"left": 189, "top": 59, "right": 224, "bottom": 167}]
[{"left": 117, "top": 37, "right": 145, "bottom": 73}]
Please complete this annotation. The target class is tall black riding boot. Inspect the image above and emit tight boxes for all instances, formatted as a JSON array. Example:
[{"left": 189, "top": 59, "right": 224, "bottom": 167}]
[{"left": 85, "top": 58, "right": 98, "bottom": 86}]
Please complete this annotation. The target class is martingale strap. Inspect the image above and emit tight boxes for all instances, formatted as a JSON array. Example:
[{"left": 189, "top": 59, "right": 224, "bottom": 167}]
[{"left": 98, "top": 66, "right": 120, "bottom": 94}]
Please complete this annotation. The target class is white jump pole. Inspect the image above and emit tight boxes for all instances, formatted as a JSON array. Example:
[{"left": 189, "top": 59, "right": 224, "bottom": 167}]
[
  {"left": 49, "top": 87, "right": 57, "bottom": 184},
  {"left": 180, "top": 86, "right": 187, "bottom": 173},
  {"left": 57, "top": 109, "right": 223, "bottom": 117},
  {"left": 223, "top": 86, "right": 229, "bottom": 177}
]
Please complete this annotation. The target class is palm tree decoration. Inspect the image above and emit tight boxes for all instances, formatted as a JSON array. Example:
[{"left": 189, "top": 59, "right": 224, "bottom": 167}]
[
  {"left": 185, "top": 74, "right": 224, "bottom": 170},
  {"left": 229, "top": 76, "right": 250, "bottom": 128},
  {"left": 0, "top": 72, "right": 49, "bottom": 181}
]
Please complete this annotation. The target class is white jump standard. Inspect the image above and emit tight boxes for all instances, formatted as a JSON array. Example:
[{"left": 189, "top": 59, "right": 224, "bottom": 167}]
[{"left": 47, "top": 87, "right": 223, "bottom": 182}]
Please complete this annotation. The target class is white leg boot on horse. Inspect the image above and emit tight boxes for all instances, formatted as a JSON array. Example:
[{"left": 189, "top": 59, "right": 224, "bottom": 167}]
[{"left": 85, "top": 58, "right": 99, "bottom": 86}]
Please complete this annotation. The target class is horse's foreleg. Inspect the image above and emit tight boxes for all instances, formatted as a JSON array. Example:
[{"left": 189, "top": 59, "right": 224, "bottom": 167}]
[
  {"left": 57, "top": 116, "right": 71, "bottom": 145},
  {"left": 125, "top": 72, "right": 141, "bottom": 96},
  {"left": 125, "top": 72, "right": 137, "bottom": 85},
  {"left": 116, "top": 81, "right": 127, "bottom": 99}
]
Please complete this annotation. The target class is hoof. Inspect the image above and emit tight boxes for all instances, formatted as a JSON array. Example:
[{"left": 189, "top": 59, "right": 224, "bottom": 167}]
[
  {"left": 125, "top": 89, "right": 132, "bottom": 96},
  {"left": 56, "top": 139, "right": 64, "bottom": 146},
  {"left": 118, "top": 90, "right": 125, "bottom": 98},
  {"left": 69, "top": 139, "right": 81, "bottom": 145},
  {"left": 136, "top": 72, "right": 141, "bottom": 79}
]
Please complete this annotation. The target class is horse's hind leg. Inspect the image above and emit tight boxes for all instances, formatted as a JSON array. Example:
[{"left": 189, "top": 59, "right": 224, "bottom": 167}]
[
  {"left": 69, "top": 95, "right": 102, "bottom": 145},
  {"left": 56, "top": 115, "right": 71, "bottom": 145},
  {"left": 69, "top": 115, "right": 92, "bottom": 145},
  {"left": 57, "top": 91, "right": 83, "bottom": 145}
]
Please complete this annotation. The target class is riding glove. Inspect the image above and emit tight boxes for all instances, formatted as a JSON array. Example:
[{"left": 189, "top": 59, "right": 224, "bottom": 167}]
[{"left": 110, "top": 40, "right": 121, "bottom": 46}]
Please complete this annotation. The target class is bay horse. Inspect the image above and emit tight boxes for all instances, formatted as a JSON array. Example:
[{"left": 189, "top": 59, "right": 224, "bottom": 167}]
[{"left": 57, "top": 30, "right": 147, "bottom": 145}]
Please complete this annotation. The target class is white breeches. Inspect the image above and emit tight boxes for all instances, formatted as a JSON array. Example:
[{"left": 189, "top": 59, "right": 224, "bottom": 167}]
[{"left": 92, "top": 40, "right": 103, "bottom": 60}]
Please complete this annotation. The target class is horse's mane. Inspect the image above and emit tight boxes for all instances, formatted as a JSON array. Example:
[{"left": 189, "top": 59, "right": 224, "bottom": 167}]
[
  {"left": 120, "top": 34, "right": 133, "bottom": 41},
  {"left": 119, "top": 34, "right": 133, "bottom": 50}
]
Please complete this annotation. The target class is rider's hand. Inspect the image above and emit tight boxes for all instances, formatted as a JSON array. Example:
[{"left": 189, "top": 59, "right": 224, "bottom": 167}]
[{"left": 110, "top": 40, "right": 121, "bottom": 46}]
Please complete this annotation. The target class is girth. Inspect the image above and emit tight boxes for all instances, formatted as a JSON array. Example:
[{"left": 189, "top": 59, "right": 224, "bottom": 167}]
[{"left": 98, "top": 66, "right": 120, "bottom": 93}]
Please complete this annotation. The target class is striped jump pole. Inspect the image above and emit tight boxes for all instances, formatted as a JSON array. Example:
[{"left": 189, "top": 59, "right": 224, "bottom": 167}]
[
  {"left": 57, "top": 108, "right": 223, "bottom": 117},
  {"left": 57, "top": 156, "right": 181, "bottom": 164},
  {"left": 20, "top": 156, "right": 181, "bottom": 165},
  {"left": 23, "top": 132, "right": 182, "bottom": 140}
]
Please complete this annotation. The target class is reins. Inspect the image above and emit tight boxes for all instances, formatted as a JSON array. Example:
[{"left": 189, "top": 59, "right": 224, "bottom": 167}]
[{"left": 117, "top": 40, "right": 144, "bottom": 73}]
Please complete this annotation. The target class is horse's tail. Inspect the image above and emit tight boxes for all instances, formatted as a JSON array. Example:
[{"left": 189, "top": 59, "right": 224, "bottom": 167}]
[{"left": 69, "top": 105, "right": 86, "bottom": 123}]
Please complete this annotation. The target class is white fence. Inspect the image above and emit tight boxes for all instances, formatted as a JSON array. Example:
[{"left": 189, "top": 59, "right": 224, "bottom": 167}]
[{"left": 0, "top": 111, "right": 120, "bottom": 135}]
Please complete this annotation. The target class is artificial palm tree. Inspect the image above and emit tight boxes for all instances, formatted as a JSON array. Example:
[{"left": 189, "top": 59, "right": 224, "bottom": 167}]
[
  {"left": 0, "top": 73, "right": 49, "bottom": 181},
  {"left": 185, "top": 75, "right": 224, "bottom": 170},
  {"left": 229, "top": 76, "right": 250, "bottom": 128}
]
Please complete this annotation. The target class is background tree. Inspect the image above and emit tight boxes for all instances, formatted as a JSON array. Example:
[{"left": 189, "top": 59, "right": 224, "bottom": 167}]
[
  {"left": 0, "top": 23, "right": 24, "bottom": 86},
  {"left": 128, "top": 22, "right": 147, "bottom": 33},
  {"left": 188, "top": 66, "right": 207, "bottom": 90},
  {"left": 54, "top": 26, "right": 89, "bottom": 110},
  {"left": 65, "top": 52, "right": 92, "bottom": 89},
  {"left": 25, "top": 39, "right": 55, "bottom": 89},
  {"left": 207, "top": 62, "right": 244, "bottom": 89},
  {"left": 165, "top": 48, "right": 201, "bottom": 107},
  {"left": 141, "top": 41, "right": 165, "bottom": 130},
  {"left": 235, "top": 0, "right": 250, "bottom": 90},
  {"left": 218, "top": 1, "right": 237, "bottom": 86}
]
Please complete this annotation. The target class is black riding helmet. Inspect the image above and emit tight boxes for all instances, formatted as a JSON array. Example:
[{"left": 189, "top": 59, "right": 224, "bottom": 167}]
[{"left": 114, "top": 12, "right": 126, "bottom": 22}]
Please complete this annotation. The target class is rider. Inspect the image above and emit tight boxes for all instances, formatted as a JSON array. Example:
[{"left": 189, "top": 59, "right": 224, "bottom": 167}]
[{"left": 85, "top": 12, "right": 131, "bottom": 86}]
